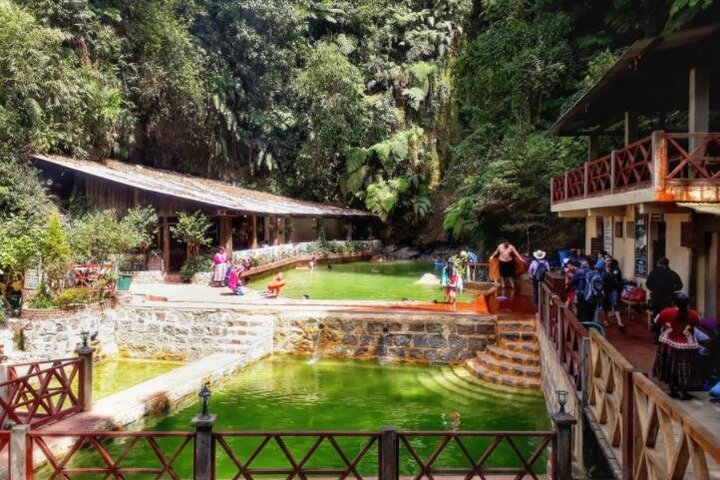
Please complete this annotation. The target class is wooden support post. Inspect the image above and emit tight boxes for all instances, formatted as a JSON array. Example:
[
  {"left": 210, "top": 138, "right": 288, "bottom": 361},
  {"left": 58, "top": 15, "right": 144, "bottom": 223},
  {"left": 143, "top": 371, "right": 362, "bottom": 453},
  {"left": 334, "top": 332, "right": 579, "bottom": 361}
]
[
  {"left": 580, "top": 337, "right": 590, "bottom": 407},
  {"left": 219, "top": 216, "right": 233, "bottom": 254},
  {"left": 651, "top": 130, "right": 667, "bottom": 191},
  {"left": 564, "top": 171, "right": 569, "bottom": 201},
  {"left": 621, "top": 370, "right": 635, "bottom": 480},
  {"left": 77, "top": 343, "right": 94, "bottom": 411},
  {"left": 379, "top": 426, "right": 398, "bottom": 480},
  {"left": 347, "top": 219, "right": 353, "bottom": 241},
  {"left": 551, "top": 410, "right": 577, "bottom": 480},
  {"left": 610, "top": 150, "right": 617, "bottom": 193},
  {"left": 192, "top": 414, "right": 217, "bottom": 480},
  {"left": 11, "top": 424, "right": 30, "bottom": 480},
  {"left": 251, "top": 215, "right": 258, "bottom": 249},
  {"left": 689, "top": 66, "right": 709, "bottom": 151},
  {"left": 163, "top": 217, "right": 170, "bottom": 273},
  {"left": 624, "top": 111, "right": 638, "bottom": 146},
  {"left": 583, "top": 163, "right": 589, "bottom": 198},
  {"left": 588, "top": 134, "right": 599, "bottom": 161}
]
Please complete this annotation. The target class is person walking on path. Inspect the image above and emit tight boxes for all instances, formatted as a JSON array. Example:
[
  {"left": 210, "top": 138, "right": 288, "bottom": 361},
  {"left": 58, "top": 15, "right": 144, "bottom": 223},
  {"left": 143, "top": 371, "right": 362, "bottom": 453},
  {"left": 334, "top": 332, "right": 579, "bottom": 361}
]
[
  {"left": 572, "top": 256, "right": 604, "bottom": 324},
  {"left": 528, "top": 250, "right": 550, "bottom": 306},
  {"left": 647, "top": 257, "right": 683, "bottom": 341},
  {"left": 490, "top": 241, "right": 524, "bottom": 289},
  {"left": 601, "top": 258, "right": 625, "bottom": 329},
  {"left": 212, "top": 247, "right": 230, "bottom": 287},
  {"left": 652, "top": 292, "right": 700, "bottom": 400}
]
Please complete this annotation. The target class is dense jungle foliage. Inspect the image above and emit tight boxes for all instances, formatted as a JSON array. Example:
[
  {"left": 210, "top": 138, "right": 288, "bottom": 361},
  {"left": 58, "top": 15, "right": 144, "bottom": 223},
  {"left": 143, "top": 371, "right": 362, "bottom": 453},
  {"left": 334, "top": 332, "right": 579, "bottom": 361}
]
[{"left": 1, "top": 0, "right": 718, "bottom": 255}]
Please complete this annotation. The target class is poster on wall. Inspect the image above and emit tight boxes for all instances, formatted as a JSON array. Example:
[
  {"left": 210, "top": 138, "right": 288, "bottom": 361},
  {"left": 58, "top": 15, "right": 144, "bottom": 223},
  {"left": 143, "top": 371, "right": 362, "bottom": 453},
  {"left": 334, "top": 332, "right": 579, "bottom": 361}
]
[
  {"left": 603, "top": 217, "right": 613, "bottom": 255},
  {"left": 634, "top": 212, "right": 648, "bottom": 277}
]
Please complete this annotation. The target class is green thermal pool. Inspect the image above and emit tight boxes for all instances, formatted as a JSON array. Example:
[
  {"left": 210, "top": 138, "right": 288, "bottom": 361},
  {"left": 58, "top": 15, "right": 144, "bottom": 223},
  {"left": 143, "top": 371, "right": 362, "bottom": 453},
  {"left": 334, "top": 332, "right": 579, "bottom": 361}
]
[
  {"left": 55, "top": 356, "right": 549, "bottom": 477},
  {"left": 93, "top": 358, "right": 185, "bottom": 399},
  {"left": 247, "top": 260, "right": 475, "bottom": 302}
]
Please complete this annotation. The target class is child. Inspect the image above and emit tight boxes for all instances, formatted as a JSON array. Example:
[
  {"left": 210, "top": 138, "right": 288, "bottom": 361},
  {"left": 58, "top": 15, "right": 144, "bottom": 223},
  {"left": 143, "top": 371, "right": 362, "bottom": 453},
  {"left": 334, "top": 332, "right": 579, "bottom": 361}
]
[
  {"left": 309, "top": 256, "right": 317, "bottom": 270},
  {"left": 267, "top": 272, "right": 286, "bottom": 297}
]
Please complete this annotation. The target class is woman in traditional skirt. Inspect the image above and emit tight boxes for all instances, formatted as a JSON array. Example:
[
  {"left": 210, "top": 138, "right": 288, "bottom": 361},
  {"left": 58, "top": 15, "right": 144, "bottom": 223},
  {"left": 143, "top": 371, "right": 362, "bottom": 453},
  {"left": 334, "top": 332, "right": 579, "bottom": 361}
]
[
  {"left": 212, "top": 247, "right": 229, "bottom": 287},
  {"left": 652, "top": 292, "right": 700, "bottom": 400}
]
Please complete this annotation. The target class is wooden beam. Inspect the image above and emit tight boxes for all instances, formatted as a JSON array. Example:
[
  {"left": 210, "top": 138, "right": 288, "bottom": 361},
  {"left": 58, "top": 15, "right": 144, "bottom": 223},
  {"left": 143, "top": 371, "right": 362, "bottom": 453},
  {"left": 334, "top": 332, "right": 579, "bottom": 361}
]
[
  {"left": 588, "top": 207, "right": 626, "bottom": 217},
  {"left": 219, "top": 216, "right": 233, "bottom": 254}
]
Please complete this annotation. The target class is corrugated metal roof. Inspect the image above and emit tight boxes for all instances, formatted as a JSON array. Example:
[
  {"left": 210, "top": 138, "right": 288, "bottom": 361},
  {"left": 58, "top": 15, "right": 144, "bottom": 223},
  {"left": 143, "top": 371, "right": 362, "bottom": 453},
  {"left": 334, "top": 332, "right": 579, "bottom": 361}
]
[
  {"left": 550, "top": 23, "right": 720, "bottom": 135},
  {"left": 31, "top": 154, "right": 374, "bottom": 217}
]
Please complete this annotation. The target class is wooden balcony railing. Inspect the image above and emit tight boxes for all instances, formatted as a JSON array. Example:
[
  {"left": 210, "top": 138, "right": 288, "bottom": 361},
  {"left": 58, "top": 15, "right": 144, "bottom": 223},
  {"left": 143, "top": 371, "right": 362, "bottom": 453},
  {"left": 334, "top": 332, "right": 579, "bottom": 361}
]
[{"left": 551, "top": 131, "right": 720, "bottom": 204}]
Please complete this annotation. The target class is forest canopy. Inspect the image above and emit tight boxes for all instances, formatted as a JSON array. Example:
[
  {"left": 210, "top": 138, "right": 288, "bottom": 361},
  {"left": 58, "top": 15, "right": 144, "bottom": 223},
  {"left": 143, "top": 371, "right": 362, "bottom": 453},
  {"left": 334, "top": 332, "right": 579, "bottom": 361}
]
[{"left": 1, "top": 0, "right": 717, "bottom": 254}]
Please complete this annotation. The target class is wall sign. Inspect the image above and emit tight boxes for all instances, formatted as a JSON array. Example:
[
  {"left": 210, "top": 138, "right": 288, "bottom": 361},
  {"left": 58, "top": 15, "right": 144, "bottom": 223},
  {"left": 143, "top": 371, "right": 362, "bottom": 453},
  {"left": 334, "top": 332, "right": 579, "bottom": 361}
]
[{"left": 634, "top": 212, "right": 648, "bottom": 277}]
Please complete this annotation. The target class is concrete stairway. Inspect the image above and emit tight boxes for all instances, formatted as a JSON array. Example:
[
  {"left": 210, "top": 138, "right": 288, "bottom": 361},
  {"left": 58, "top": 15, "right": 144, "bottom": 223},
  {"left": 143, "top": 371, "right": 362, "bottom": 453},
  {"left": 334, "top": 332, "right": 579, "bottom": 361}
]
[
  {"left": 466, "top": 316, "right": 541, "bottom": 389},
  {"left": 216, "top": 319, "right": 274, "bottom": 356}
]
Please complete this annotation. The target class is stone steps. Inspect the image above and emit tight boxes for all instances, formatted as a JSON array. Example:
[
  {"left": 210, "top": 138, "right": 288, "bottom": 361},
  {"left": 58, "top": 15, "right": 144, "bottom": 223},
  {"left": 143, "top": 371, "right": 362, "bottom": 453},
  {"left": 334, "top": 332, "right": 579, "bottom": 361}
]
[
  {"left": 441, "top": 367, "right": 543, "bottom": 402},
  {"left": 498, "top": 330, "right": 537, "bottom": 343},
  {"left": 465, "top": 358, "right": 542, "bottom": 389},
  {"left": 476, "top": 354, "right": 541, "bottom": 377},
  {"left": 501, "top": 341, "right": 539, "bottom": 354},
  {"left": 486, "top": 345, "right": 540, "bottom": 367},
  {"left": 496, "top": 320, "right": 536, "bottom": 333}
]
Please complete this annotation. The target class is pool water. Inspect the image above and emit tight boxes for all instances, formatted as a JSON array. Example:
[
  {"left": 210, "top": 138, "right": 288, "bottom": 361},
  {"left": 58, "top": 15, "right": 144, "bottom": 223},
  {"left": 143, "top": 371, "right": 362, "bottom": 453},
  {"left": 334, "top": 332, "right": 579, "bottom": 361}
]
[
  {"left": 59, "top": 356, "right": 549, "bottom": 476},
  {"left": 247, "top": 260, "right": 475, "bottom": 302},
  {"left": 93, "top": 358, "right": 185, "bottom": 399}
]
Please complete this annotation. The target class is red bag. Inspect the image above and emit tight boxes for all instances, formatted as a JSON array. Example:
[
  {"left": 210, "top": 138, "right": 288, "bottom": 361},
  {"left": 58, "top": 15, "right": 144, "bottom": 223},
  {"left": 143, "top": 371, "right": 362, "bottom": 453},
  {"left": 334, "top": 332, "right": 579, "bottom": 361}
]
[{"left": 621, "top": 285, "right": 646, "bottom": 302}]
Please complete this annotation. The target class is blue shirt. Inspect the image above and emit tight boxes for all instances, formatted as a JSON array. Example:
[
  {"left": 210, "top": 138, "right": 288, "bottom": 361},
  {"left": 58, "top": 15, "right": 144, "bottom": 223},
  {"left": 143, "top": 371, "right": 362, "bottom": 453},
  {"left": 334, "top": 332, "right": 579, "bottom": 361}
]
[{"left": 595, "top": 258, "right": 605, "bottom": 271}]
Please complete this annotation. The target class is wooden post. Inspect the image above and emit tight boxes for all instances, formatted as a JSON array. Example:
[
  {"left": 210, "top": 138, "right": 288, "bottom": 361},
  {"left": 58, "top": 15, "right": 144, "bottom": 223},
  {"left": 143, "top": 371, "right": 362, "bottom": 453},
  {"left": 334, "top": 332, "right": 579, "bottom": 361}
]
[
  {"left": 624, "top": 111, "right": 638, "bottom": 146},
  {"left": 651, "top": 130, "right": 667, "bottom": 191},
  {"left": 551, "top": 411, "right": 577, "bottom": 480},
  {"left": 621, "top": 370, "right": 635, "bottom": 480},
  {"left": 379, "top": 426, "right": 398, "bottom": 480},
  {"left": 163, "top": 217, "right": 170, "bottom": 273},
  {"left": 251, "top": 215, "right": 258, "bottom": 249},
  {"left": 689, "top": 66, "right": 709, "bottom": 152},
  {"left": 219, "top": 216, "right": 233, "bottom": 254},
  {"left": 192, "top": 414, "right": 217, "bottom": 480},
  {"left": 11, "top": 424, "right": 30, "bottom": 480},
  {"left": 588, "top": 134, "right": 599, "bottom": 161},
  {"left": 583, "top": 163, "right": 589, "bottom": 198},
  {"left": 77, "top": 343, "right": 94, "bottom": 411},
  {"left": 580, "top": 337, "right": 590, "bottom": 407},
  {"left": 346, "top": 219, "right": 353, "bottom": 241},
  {"left": 564, "top": 172, "right": 569, "bottom": 201},
  {"left": 610, "top": 150, "right": 617, "bottom": 193}
]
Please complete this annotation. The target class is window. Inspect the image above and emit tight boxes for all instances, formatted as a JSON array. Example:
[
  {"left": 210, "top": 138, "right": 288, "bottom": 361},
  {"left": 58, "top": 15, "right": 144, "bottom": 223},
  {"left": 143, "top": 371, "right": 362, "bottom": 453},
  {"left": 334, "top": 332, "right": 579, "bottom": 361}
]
[
  {"left": 614, "top": 222, "right": 623, "bottom": 238},
  {"left": 626, "top": 221, "right": 635, "bottom": 238}
]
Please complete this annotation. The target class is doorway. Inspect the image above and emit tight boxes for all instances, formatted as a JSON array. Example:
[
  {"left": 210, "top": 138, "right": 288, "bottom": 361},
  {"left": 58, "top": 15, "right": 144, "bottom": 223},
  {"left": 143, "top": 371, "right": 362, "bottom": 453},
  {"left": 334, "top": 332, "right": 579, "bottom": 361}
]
[{"left": 650, "top": 217, "right": 666, "bottom": 267}]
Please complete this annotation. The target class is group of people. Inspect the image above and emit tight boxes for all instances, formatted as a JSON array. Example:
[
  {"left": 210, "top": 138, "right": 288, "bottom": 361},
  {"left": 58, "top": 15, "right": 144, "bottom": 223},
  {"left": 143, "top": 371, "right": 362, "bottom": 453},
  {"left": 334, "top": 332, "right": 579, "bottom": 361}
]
[
  {"left": 213, "top": 247, "right": 250, "bottom": 296},
  {"left": 561, "top": 250, "right": 626, "bottom": 329}
]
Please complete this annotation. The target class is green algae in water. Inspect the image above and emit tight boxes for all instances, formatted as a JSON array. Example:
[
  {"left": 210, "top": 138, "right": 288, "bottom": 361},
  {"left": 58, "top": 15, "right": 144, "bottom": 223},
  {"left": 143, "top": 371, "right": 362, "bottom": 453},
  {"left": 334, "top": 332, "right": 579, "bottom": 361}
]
[
  {"left": 54, "top": 356, "right": 550, "bottom": 478},
  {"left": 247, "top": 260, "right": 476, "bottom": 302},
  {"left": 93, "top": 358, "right": 185, "bottom": 400}
]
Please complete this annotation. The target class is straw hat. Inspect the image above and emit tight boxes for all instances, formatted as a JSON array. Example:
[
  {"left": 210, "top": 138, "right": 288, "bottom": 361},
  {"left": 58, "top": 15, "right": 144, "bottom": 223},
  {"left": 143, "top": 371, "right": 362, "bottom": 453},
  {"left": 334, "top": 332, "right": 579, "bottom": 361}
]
[{"left": 533, "top": 250, "right": 546, "bottom": 260}]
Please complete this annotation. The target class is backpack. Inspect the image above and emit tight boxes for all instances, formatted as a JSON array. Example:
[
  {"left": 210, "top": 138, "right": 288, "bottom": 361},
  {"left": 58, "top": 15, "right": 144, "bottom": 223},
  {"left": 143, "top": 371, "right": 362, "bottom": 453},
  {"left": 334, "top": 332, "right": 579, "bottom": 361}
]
[
  {"left": 533, "top": 260, "right": 549, "bottom": 282},
  {"left": 584, "top": 270, "right": 604, "bottom": 304}
]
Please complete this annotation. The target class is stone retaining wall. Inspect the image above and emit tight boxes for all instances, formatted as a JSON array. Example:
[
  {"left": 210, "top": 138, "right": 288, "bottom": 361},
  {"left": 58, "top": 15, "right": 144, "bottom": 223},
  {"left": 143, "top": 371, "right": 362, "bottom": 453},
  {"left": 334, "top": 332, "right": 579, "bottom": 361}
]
[
  {"left": 274, "top": 310, "right": 495, "bottom": 363},
  {"left": 9, "top": 304, "right": 497, "bottom": 365}
]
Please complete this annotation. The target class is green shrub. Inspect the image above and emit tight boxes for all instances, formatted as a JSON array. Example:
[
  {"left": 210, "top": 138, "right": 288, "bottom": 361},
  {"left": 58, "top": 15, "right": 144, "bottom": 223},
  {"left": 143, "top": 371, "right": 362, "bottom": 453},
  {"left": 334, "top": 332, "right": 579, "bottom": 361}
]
[
  {"left": 179, "top": 255, "right": 213, "bottom": 282},
  {"left": 26, "top": 285, "right": 57, "bottom": 309},
  {"left": 0, "top": 308, "right": 6, "bottom": 325},
  {"left": 55, "top": 287, "right": 96, "bottom": 308}
]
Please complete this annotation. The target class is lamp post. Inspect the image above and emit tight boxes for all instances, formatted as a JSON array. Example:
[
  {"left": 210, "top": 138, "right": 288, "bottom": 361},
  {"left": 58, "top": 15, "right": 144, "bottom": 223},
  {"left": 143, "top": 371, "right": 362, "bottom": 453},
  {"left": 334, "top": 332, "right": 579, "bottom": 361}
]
[
  {"left": 551, "top": 389, "right": 576, "bottom": 480},
  {"left": 76, "top": 331, "right": 94, "bottom": 411},
  {"left": 192, "top": 384, "right": 217, "bottom": 480}
]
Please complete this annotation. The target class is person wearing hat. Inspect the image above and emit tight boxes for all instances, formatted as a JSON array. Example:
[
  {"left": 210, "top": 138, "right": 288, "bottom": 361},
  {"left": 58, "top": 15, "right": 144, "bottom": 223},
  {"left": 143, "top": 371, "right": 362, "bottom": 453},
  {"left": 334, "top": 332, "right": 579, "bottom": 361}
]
[{"left": 528, "top": 250, "right": 550, "bottom": 306}]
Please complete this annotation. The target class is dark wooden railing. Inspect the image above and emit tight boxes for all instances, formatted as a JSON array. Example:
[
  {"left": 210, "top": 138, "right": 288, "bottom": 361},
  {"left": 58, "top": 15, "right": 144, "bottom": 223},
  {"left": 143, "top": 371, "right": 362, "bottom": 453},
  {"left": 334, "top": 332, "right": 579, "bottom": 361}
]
[
  {"left": 0, "top": 358, "right": 85, "bottom": 428},
  {"left": 23, "top": 428, "right": 559, "bottom": 480},
  {"left": 551, "top": 131, "right": 720, "bottom": 204}
]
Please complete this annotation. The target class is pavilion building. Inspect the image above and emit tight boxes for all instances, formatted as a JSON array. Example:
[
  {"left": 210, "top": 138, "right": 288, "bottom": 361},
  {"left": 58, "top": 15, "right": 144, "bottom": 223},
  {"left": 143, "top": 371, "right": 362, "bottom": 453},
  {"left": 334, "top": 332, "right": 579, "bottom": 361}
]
[
  {"left": 549, "top": 24, "right": 720, "bottom": 318},
  {"left": 32, "top": 154, "right": 376, "bottom": 272}
]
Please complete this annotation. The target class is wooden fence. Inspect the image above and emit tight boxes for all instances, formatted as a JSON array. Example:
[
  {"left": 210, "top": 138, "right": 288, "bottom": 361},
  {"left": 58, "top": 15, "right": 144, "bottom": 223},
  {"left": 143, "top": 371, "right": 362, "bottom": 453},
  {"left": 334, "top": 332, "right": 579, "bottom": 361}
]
[
  {"left": 538, "top": 279, "right": 720, "bottom": 480},
  {"left": 20, "top": 428, "right": 561, "bottom": 480},
  {"left": 0, "top": 358, "right": 86, "bottom": 429}
]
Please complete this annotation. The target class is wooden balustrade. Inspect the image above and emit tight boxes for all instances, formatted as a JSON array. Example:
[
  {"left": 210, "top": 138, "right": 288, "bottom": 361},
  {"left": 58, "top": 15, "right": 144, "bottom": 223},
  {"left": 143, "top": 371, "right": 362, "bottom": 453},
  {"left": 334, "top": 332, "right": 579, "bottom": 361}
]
[
  {"left": 0, "top": 358, "right": 85, "bottom": 429},
  {"left": 550, "top": 131, "right": 720, "bottom": 204},
  {"left": 632, "top": 374, "right": 720, "bottom": 480},
  {"left": 587, "top": 330, "right": 637, "bottom": 480},
  {"left": 538, "top": 282, "right": 589, "bottom": 391}
]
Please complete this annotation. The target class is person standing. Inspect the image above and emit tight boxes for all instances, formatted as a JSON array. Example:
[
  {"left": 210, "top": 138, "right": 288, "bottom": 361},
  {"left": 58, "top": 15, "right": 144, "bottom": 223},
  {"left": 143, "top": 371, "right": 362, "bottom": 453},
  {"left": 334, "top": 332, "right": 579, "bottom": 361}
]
[
  {"left": 652, "top": 292, "right": 700, "bottom": 400},
  {"left": 528, "top": 250, "right": 550, "bottom": 306},
  {"left": 212, "top": 247, "right": 229, "bottom": 287},
  {"left": 572, "top": 256, "right": 603, "bottom": 323},
  {"left": 490, "top": 241, "right": 523, "bottom": 289},
  {"left": 647, "top": 257, "right": 683, "bottom": 341},
  {"left": 601, "top": 259, "right": 626, "bottom": 329}
]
